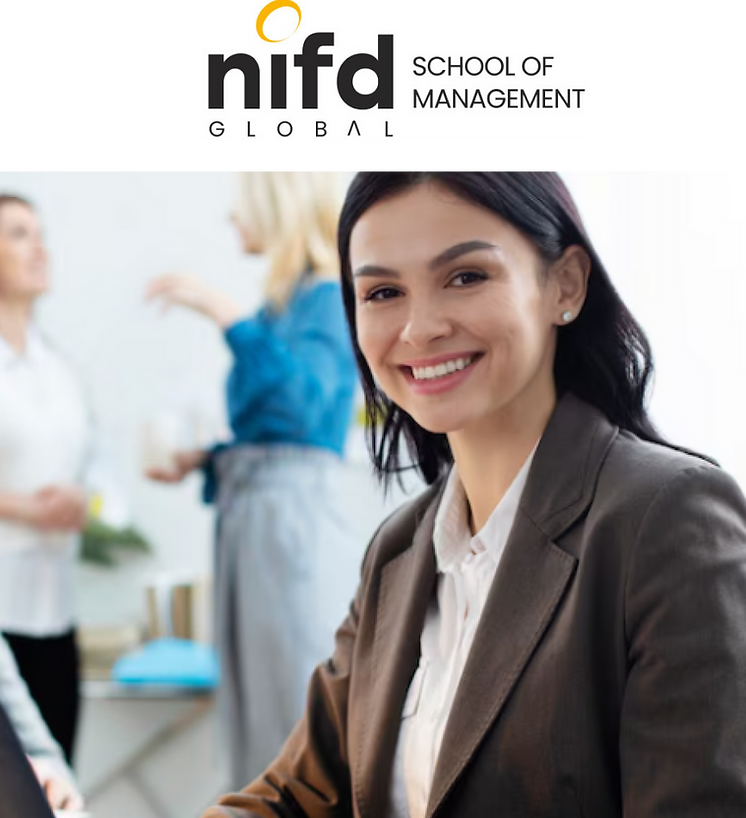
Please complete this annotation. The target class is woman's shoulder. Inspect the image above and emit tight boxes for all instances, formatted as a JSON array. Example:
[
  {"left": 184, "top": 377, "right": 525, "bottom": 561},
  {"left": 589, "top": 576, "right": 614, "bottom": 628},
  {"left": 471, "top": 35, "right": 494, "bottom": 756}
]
[
  {"left": 610, "top": 428, "right": 716, "bottom": 477},
  {"left": 290, "top": 275, "right": 347, "bottom": 327},
  {"left": 596, "top": 428, "right": 742, "bottom": 528},
  {"left": 597, "top": 430, "right": 746, "bottom": 639}
]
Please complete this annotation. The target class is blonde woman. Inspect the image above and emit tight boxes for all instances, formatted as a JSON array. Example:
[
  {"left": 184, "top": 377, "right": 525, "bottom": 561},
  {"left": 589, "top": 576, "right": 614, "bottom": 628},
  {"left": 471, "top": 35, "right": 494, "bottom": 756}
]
[{"left": 146, "top": 172, "right": 359, "bottom": 789}]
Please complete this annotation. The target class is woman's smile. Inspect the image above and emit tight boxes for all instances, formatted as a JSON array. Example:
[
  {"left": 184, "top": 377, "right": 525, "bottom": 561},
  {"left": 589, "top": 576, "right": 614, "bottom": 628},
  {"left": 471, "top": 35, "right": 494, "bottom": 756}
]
[{"left": 399, "top": 352, "right": 484, "bottom": 395}]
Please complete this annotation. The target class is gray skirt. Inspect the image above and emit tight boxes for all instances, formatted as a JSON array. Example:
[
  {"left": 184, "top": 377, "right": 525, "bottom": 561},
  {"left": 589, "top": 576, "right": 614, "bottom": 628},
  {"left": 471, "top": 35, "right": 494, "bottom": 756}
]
[{"left": 213, "top": 444, "right": 360, "bottom": 790}]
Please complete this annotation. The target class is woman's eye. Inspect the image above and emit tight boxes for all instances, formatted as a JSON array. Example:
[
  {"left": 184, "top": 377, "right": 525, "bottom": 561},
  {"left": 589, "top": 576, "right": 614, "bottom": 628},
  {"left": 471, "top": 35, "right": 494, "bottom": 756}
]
[
  {"left": 364, "top": 286, "right": 401, "bottom": 302},
  {"left": 451, "top": 271, "right": 486, "bottom": 287}
]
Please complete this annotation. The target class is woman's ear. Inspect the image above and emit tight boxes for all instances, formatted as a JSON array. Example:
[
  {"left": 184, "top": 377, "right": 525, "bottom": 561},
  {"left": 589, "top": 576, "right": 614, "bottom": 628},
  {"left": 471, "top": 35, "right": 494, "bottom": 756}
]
[{"left": 551, "top": 245, "right": 590, "bottom": 325}]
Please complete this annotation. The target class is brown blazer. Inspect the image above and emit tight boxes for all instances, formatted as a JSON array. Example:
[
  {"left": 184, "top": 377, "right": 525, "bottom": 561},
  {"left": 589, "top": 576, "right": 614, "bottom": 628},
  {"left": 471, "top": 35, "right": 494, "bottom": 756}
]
[{"left": 204, "top": 393, "right": 746, "bottom": 818}]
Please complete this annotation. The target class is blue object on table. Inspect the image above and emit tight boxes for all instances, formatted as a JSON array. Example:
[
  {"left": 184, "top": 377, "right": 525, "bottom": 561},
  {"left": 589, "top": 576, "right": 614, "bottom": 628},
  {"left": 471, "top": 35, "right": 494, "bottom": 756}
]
[{"left": 111, "top": 638, "right": 219, "bottom": 687}]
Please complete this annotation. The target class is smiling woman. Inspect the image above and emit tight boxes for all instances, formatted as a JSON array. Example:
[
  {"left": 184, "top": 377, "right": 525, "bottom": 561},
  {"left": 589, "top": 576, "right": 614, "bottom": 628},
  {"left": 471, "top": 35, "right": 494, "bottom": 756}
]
[
  {"left": 348, "top": 183, "right": 588, "bottom": 508},
  {"left": 341, "top": 174, "right": 664, "bottom": 496},
  {"left": 203, "top": 173, "right": 746, "bottom": 818}
]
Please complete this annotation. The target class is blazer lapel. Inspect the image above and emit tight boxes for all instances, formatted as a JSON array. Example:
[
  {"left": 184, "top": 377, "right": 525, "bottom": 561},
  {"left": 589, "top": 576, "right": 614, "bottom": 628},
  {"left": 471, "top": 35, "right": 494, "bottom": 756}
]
[
  {"left": 426, "top": 392, "right": 618, "bottom": 818},
  {"left": 354, "top": 492, "right": 439, "bottom": 818},
  {"left": 426, "top": 512, "right": 576, "bottom": 816}
]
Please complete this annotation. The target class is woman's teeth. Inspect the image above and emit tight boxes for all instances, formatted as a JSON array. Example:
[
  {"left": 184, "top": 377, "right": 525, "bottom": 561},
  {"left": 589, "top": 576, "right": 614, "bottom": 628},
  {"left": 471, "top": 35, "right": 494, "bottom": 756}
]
[{"left": 411, "top": 356, "right": 475, "bottom": 381}]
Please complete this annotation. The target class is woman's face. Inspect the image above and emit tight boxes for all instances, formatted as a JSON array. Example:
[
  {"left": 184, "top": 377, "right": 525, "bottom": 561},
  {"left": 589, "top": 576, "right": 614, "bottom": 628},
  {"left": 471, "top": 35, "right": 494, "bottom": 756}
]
[
  {"left": 0, "top": 202, "right": 49, "bottom": 302},
  {"left": 350, "top": 182, "right": 578, "bottom": 437}
]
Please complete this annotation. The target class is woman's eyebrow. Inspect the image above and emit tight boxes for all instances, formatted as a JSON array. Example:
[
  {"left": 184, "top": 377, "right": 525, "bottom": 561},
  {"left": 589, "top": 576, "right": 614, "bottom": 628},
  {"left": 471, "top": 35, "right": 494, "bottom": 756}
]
[
  {"left": 429, "top": 240, "right": 500, "bottom": 269},
  {"left": 352, "top": 240, "right": 500, "bottom": 279},
  {"left": 352, "top": 263, "right": 399, "bottom": 279}
]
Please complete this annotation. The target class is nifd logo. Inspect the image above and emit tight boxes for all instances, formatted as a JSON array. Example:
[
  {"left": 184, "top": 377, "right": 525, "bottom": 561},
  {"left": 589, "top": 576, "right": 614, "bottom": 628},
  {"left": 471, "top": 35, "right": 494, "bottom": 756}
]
[{"left": 208, "top": 1, "right": 394, "bottom": 111}]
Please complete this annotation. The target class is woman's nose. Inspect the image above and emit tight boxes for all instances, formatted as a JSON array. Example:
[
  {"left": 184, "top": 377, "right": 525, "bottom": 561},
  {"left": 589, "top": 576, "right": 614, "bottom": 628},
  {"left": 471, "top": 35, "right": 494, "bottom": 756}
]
[
  {"left": 33, "top": 241, "right": 47, "bottom": 264},
  {"left": 399, "top": 299, "right": 453, "bottom": 348}
]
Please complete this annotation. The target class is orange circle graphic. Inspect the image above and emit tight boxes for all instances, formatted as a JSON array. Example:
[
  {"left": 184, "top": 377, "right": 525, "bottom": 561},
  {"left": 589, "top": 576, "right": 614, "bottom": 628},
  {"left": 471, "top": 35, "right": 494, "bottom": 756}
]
[{"left": 256, "top": 0, "right": 302, "bottom": 43}]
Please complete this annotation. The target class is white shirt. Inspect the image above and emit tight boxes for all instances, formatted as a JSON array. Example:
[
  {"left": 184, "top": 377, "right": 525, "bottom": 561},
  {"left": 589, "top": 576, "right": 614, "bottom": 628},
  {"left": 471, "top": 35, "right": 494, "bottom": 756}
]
[
  {"left": 0, "top": 327, "right": 90, "bottom": 636},
  {"left": 387, "top": 448, "right": 536, "bottom": 818}
]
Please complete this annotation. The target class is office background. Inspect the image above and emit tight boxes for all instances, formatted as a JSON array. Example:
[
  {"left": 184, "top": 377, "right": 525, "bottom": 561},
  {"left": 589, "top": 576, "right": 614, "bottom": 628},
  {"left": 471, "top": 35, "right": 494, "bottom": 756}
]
[{"left": 1, "top": 172, "right": 744, "bottom": 817}]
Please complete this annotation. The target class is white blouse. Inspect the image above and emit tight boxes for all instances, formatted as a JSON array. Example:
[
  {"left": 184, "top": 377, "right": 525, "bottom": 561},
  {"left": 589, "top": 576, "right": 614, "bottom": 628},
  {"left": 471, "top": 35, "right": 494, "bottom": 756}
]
[
  {"left": 0, "top": 327, "right": 91, "bottom": 636},
  {"left": 387, "top": 447, "right": 536, "bottom": 818}
]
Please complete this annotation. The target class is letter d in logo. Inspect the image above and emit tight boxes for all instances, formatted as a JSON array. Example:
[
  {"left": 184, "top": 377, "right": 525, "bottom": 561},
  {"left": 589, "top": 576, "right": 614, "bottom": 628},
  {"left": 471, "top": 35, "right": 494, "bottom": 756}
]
[{"left": 337, "top": 35, "right": 394, "bottom": 110}]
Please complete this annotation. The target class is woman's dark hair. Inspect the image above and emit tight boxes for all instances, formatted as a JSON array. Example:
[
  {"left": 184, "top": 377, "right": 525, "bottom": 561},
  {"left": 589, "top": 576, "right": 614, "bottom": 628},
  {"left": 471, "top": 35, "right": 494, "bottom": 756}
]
[{"left": 338, "top": 172, "right": 669, "bottom": 486}]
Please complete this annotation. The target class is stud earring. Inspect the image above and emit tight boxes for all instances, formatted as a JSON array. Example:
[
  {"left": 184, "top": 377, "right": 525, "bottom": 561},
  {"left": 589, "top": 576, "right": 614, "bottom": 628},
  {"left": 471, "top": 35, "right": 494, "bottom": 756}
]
[{"left": 561, "top": 311, "right": 573, "bottom": 323}]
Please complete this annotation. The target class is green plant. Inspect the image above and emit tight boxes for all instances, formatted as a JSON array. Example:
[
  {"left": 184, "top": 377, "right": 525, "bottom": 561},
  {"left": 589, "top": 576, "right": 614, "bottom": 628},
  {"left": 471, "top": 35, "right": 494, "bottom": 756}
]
[{"left": 80, "top": 518, "right": 152, "bottom": 567}]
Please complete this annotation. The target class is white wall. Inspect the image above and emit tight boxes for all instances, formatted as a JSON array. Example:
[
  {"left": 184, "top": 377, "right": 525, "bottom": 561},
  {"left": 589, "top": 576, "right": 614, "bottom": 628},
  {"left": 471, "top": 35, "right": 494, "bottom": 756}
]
[
  {"left": 563, "top": 173, "right": 746, "bottom": 476},
  {"left": 1, "top": 172, "right": 745, "bottom": 630}
]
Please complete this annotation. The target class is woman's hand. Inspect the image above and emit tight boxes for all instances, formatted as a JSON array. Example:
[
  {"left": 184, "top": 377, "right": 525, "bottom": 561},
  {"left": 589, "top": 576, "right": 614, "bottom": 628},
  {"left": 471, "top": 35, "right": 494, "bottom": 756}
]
[
  {"left": 145, "top": 273, "right": 242, "bottom": 328},
  {"left": 145, "top": 448, "right": 208, "bottom": 484},
  {"left": 15, "top": 486, "right": 88, "bottom": 532},
  {"left": 28, "top": 757, "right": 85, "bottom": 811}
]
